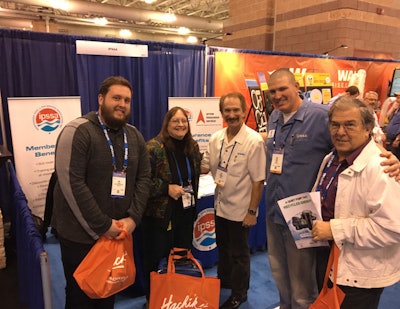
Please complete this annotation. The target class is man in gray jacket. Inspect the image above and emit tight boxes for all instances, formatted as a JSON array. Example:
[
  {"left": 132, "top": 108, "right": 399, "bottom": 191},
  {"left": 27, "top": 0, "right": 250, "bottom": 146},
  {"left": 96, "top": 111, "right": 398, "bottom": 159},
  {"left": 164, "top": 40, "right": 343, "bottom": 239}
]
[{"left": 52, "top": 76, "right": 151, "bottom": 308}]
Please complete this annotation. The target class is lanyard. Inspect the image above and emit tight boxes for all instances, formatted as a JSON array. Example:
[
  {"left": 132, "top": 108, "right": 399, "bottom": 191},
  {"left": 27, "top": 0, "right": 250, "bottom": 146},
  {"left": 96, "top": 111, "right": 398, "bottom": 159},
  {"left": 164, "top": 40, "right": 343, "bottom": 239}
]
[
  {"left": 97, "top": 113, "right": 128, "bottom": 172},
  {"left": 316, "top": 152, "right": 342, "bottom": 200},
  {"left": 172, "top": 153, "right": 192, "bottom": 186},
  {"left": 218, "top": 140, "right": 237, "bottom": 168},
  {"left": 273, "top": 121, "right": 295, "bottom": 149}
]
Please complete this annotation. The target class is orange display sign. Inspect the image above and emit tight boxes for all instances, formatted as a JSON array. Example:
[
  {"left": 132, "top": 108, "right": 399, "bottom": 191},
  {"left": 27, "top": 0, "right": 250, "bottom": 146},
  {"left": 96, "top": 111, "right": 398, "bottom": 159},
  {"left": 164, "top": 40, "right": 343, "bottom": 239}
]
[{"left": 214, "top": 52, "right": 400, "bottom": 130}]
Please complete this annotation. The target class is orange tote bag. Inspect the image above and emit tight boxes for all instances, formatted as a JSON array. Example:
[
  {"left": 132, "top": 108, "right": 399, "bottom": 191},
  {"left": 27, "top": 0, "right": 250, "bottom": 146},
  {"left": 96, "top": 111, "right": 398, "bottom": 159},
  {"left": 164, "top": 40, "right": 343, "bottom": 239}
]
[
  {"left": 310, "top": 243, "right": 345, "bottom": 309},
  {"left": 73, "top": 230, "right": 135, "bottom": 299},
  {"left": 149, "top": 248, "right": 220, "bottom": 309}
]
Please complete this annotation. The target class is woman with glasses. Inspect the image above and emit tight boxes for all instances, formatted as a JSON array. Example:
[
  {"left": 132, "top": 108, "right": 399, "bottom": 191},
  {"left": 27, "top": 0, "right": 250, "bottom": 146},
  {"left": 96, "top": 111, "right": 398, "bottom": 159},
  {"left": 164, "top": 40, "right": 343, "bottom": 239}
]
[{"left": 141, "top": 106, "right": 201, "bottom": 307}]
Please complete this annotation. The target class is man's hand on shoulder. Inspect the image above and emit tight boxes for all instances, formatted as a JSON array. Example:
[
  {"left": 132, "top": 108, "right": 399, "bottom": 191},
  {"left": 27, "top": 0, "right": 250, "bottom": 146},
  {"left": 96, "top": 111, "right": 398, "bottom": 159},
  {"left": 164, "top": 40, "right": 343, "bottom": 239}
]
[{"left": 380, "top": 151, "right": 400, "bottom": 181}]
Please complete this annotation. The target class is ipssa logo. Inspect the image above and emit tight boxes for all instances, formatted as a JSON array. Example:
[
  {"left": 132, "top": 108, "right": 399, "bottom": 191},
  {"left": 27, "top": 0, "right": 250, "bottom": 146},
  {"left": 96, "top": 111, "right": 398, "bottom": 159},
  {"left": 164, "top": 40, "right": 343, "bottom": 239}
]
[
  {"left": 192, "top": 208, "right": 216, "bottom": 251},
  {"left": 33, "top": 106, "right": 62, "bottom": 133}
]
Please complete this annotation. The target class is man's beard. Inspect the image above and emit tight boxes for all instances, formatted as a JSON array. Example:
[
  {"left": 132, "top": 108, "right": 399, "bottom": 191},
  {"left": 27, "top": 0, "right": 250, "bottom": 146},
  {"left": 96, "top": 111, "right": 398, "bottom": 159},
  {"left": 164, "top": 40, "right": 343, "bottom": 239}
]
[{"left": 100, "top": 104, "right": 130, "bottom": 129}]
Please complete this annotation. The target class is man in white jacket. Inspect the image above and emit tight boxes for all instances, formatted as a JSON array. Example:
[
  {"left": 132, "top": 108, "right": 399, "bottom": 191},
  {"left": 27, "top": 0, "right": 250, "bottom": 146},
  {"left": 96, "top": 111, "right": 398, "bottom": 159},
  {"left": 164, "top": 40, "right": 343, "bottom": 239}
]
[{"left": 312, "top": 96, "right": 400, "bottom": 309}]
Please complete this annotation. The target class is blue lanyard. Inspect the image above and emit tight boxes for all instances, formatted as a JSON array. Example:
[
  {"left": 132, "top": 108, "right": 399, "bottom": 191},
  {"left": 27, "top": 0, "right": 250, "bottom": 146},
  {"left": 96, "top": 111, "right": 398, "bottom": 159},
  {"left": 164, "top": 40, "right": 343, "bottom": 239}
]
[
  {"left": 97, "top": 113, "right": 128, "bottom": 172},
  {"left": 172, "top": 153, "right": 192, "bottom": 186},
  {"left": 273, "top": 121, "right": 295, "bottom": 149},
  {"left": 218, "top": 140, "right": 237, "bottom": 168},
  {"left": 316, "top": 152, "right": 342, "bottom": 200}
]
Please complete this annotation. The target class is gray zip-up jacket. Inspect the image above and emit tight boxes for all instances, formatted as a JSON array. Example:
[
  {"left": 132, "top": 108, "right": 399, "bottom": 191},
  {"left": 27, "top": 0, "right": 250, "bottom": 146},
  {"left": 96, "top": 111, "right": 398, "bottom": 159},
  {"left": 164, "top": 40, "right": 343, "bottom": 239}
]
[{"left": 51, "top": 111, "right": 151, "bottom": 244}]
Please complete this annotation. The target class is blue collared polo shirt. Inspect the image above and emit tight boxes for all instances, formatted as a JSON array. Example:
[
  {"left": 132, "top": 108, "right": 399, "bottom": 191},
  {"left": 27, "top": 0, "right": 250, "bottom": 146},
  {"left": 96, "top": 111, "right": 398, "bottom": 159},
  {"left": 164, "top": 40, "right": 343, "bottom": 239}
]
[{"left": 265, "top": 99, "right": 333, "bottom": 225}]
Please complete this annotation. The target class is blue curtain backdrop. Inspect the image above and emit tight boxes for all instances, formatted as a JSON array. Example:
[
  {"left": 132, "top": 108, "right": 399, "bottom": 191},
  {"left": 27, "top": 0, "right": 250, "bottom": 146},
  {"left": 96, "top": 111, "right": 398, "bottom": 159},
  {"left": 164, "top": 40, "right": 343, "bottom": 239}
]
[
  {"left": 0, "top": 29, "right": 206, "bottom": 222},
  {"left": 0, "top": 30, "right": 205, "bottom": 147},
  {"left": 0, "top": 30, "right": 79, "bottom": 150},
  {"left": 75, "top": 40, "right": 205, "bottom": 140}
]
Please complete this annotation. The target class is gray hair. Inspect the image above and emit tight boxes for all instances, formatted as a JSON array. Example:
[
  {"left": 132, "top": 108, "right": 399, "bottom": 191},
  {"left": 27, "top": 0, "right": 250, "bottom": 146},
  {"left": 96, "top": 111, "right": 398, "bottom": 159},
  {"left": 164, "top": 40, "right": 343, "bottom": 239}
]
[
  {"left": 364, "top": 90, "right": 379, "bottom": 99},
  {"left": 328, "top": 96, "right": 375, "bottom": 133}
]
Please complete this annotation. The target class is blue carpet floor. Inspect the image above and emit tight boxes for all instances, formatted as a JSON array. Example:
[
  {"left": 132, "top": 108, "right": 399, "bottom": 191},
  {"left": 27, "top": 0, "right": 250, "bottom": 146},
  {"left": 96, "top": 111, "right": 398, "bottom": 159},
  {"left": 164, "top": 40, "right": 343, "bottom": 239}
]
[{"left": 44, "top": 232, "right": 400, "bottom": 309}]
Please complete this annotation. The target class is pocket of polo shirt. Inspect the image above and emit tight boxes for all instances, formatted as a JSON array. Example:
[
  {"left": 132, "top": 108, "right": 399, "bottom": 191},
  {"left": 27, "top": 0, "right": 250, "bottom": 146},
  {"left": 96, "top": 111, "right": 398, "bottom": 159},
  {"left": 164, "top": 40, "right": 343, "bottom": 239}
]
[
  {"left": 228, "top": 154, "right": 247, "bottom": 176},
  {"left": 288, "top": 136, "right": 314, "bottom": 165}
]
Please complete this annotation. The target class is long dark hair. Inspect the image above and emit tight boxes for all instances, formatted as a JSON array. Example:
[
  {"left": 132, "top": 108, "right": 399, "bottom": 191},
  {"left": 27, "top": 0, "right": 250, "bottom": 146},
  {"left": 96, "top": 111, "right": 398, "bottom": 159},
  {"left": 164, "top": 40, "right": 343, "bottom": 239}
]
[{"left": 158, "top": 106, "right": 197, "bottom": 155}]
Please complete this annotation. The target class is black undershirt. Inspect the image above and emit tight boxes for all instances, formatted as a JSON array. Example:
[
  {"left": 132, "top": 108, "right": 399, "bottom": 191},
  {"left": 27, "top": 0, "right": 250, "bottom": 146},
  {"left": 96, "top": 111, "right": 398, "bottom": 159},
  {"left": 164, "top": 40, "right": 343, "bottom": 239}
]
[{"left": 166, "top": 138, "right": 190, "bottom": 187}]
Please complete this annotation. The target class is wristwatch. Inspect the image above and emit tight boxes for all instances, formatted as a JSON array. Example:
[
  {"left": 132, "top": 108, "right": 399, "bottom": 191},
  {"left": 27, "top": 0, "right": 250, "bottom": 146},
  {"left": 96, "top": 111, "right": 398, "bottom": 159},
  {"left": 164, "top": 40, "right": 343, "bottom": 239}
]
[{"left": 247, "top": 209, "right": 257, "bottom": 215}]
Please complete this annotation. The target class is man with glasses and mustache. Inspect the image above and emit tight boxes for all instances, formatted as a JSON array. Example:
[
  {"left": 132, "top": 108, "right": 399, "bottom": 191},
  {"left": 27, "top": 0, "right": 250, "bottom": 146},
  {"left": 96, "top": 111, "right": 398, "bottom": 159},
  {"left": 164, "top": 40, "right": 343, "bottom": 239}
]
[
  {"left": 264, "top": 68, "right": 400, "bottom": 309},
  {"left": 52, "top": 76, "right": 151, "bottom": 308},
  {"left": 311, "top": 97, "right": 400, "bottom": 309}
]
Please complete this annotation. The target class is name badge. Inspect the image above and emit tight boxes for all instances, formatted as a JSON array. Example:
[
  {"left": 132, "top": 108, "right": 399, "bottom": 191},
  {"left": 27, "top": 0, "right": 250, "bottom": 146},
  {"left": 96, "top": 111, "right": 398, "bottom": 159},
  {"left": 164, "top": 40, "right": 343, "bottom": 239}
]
[
  {"left": 111, "top": 171, "right": 126, "bottom": 198},
  {"left": 215, "top": 166, "right": 228, "bottom": 188},
  {"left": 182, "top": 192, "right": 195, "bottom": 208},
  {"left": 182, "top": 185, "right": 195, "bottom": 208},
  {"left": 270, "top": 149, "right": 284, "bottom": 174}
]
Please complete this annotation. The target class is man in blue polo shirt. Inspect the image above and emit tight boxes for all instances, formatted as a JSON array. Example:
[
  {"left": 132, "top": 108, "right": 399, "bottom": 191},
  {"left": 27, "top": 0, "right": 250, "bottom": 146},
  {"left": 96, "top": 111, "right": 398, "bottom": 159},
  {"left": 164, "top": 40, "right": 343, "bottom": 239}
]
[{"left": 265, "top": 68, "right": 331, "bottom": 308}]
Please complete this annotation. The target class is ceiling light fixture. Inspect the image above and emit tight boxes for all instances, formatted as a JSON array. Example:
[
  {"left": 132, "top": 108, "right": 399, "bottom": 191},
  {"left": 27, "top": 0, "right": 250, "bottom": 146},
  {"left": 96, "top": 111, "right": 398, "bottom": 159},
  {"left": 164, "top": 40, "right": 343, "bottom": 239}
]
[
  {"left": 119, "top": 29, "right": 132, "bottom": 37},
  {"left": 178, "top": 27, "right": 190, "bottom": 35},
  {"left": 187, "top": 36, "right": 198, "bottom": 43},
  {"left": 323, "top": 44, "right": 348, "bottom": 55},
  {"left": 92, "top": 17, "right": 108, "bottom": 26},
  {"left": 49, "top": 0, "right": 69, "bottom": 11},
  {"left": 162, "top": 8, "right": 176, "bottom": 22}
]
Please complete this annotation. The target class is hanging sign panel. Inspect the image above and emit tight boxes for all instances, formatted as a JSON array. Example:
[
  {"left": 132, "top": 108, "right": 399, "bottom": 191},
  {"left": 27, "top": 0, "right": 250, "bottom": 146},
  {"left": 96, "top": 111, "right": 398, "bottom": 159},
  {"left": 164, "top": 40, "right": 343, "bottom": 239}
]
[{"left": 76, "top": 40, "right": 148, "bottom": 57}]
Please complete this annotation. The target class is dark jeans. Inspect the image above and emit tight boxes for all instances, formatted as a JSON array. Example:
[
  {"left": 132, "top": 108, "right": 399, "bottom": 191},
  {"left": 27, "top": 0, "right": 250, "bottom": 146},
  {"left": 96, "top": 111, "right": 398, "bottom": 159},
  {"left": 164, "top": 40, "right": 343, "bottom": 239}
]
[
  {"left": 59, "top": 238, "right": 115, "bottom": 309},
  {"left": 339, "top": 284, "right": 383, "bottom": 309},
  {"left": 215, "top": 215, "right": 250, "bottom": 299}
]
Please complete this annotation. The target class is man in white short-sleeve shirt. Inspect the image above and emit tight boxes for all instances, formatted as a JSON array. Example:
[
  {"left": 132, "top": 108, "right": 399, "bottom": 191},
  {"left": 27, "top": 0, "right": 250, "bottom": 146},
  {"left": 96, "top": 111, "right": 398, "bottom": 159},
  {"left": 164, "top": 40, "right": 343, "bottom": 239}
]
[{"left": 202, "top": 92, "right": 266, "bottom": 309}]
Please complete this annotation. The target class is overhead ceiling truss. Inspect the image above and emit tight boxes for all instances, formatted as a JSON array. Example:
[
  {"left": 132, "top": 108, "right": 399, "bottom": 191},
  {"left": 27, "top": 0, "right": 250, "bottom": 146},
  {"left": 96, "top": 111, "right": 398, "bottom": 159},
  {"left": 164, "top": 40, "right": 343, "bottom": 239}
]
[{"left": 0, "top": 0, "right": 229, "bottom": 40}]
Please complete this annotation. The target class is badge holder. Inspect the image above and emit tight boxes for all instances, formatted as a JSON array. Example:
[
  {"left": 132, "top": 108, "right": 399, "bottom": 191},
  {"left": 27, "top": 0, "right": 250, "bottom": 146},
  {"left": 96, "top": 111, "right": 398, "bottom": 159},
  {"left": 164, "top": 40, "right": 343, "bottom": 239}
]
[
  {"left": 182, "top": 185, "right": 195, "bottom": 208},
  {"left": 111, "top": 171, "right": 126, "bottom": 198},
  {"left": 214, "top": 166, "right": 228, "bottom": 188},
  {"left": 270, "top": 149, "right": 284, "bottom": 174}
]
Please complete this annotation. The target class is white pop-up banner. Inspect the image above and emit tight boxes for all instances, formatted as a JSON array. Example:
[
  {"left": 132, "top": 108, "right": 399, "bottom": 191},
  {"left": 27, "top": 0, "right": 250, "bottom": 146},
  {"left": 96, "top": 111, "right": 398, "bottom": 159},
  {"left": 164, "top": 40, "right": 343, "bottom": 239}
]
[
  {"left": 168, "top": 97, "right": 222, "bottom": 154},
  {"left": 8, "top": 97, "right": 81, "bottom": 218}
]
